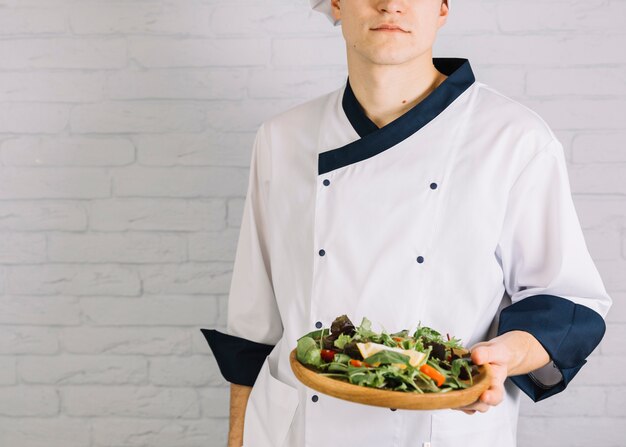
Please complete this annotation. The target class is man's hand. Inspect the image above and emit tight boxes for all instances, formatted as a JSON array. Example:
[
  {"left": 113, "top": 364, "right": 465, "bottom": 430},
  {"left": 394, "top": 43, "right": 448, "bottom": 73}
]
[{"left": 454, "top": 330, "right": 550, "bottom": 415}]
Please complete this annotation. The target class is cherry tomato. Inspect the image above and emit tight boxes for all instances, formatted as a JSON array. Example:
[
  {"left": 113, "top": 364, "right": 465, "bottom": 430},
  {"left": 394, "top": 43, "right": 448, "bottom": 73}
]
[{"left": 320, "top": 349, "right": 336, "bottom": 362}]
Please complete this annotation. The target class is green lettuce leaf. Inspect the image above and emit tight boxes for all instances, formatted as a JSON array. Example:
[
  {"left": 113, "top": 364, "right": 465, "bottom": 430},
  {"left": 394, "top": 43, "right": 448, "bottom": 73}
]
[
  {"left": 333, "top": 333, "right": 353, "bottom": 350},
  {"left": 296, "top": 336, "right": 322, "bottom": 367}
]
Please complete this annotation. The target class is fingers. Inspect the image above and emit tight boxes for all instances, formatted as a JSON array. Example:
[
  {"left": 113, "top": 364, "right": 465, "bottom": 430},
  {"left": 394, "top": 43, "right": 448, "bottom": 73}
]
[
  {"left": 453, "top": 364, "right": 507, "bottom": 413},
  {"left": 451, "top": 349, "right": 509, "bottom": 416},
  {"left": 471, "top": 402, "right": 490, "bottom": 413},
  {"left": 453, "top": 400, "right": 491, "bottom": 414},
  {"left": 480, "top": 363, "right": 506, "bottom": 406},
  {"left": 479, "top": 386, "right": 504, "bottom": 406},
  {"left": 471, "top": 344, "right": 507, "bottom": 366},
  {"left": 470, "top": 339, "right": 509, "bottom": 365}
]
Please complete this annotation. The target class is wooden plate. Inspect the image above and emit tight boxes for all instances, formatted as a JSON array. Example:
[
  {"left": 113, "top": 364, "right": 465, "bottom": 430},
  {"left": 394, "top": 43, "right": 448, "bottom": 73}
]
[{"left": 289, "top": 348, "right": 491, "bottom": 410}]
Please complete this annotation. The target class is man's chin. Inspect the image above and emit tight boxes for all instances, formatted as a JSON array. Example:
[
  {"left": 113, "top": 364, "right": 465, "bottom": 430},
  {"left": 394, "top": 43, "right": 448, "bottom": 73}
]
[{"left": 362, "top": 52, "right": 423, "bottom": 67}]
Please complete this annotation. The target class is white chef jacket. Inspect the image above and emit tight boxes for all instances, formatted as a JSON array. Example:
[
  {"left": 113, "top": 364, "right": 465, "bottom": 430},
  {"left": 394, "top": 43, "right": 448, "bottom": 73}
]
[{"left": 202, "top": 57, "right": 612, "bottom": 447}]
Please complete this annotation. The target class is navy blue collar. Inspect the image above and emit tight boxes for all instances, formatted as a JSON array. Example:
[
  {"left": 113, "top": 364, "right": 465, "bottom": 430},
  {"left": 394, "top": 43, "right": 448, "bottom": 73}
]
[{"left": 318, "top": 57, "right": 475, "bottom": 175}]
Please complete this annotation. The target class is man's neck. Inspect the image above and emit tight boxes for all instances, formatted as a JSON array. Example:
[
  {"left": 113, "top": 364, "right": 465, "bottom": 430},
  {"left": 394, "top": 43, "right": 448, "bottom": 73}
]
[{"left": 346, "top": 51, "right": 447, "bottom": 129}]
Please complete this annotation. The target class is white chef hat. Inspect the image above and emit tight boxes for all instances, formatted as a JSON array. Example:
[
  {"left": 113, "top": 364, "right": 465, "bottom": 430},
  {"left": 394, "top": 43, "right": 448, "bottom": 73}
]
[
  {"left": 310, "top": 0, "right": 450, "bottom": 27},
  {"left": 310, "top": 0, "right": 340, "bottom": 26}
]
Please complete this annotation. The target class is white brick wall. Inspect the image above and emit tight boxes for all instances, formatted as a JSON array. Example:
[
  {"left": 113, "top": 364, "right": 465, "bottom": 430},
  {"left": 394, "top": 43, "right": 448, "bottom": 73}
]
[{"left": 0, "top": 0, "right": 623, "bottom": 446}]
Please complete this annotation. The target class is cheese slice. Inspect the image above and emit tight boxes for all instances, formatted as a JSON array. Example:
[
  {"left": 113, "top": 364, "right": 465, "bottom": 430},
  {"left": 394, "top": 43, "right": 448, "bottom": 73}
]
[{"left": 356, "top": 342, "right": 426, "bottom": 368}]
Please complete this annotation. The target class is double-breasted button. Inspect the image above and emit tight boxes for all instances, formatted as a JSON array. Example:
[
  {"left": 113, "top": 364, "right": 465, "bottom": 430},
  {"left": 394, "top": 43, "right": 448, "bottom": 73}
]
[
  {"left": 319, "top": 249, "right": 326, "bottom": 256},
  {"left": 312, "top": 394, "right": 319, "bottom": 402},
  {"left": 416, "top": 256, "right": 425, "bottom": 263},
  {"left": 315, "top": 321, "right": 323, "bottom": 329},
  {"left": 390, "top": 408, "right": 397, "bottom": 411},
  {"left": 430, "top": 182, "right": 438, "bottom": 190},
  {"left": 323, "top": 179, "right": 330, "bottom": 186}
]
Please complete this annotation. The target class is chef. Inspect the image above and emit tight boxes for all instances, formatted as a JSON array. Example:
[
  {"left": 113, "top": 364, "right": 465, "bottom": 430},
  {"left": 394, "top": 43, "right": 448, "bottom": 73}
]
[{"left": 201, "top": 0, "right": 612, "bottom": 446}]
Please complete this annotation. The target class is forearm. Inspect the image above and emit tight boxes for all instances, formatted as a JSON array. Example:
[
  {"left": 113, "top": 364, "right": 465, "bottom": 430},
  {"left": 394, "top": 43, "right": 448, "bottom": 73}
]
[
  {"left": 228, "top": 383, "right": 252, "bottom": 447},
  {"left": 495, "top": 330, "right": 551, "bottom": 376}
]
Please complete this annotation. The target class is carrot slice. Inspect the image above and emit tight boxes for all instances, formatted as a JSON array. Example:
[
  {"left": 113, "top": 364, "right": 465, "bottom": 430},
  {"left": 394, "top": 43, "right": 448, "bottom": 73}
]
[{"left": 420, "top": 364, "right": 445, "bottom": 387}]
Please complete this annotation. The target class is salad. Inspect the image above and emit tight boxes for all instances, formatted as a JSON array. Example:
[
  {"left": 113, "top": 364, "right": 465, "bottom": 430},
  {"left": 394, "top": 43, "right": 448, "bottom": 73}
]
[{"left": 296, "top": 314, "right": 479, "bottom": 393}]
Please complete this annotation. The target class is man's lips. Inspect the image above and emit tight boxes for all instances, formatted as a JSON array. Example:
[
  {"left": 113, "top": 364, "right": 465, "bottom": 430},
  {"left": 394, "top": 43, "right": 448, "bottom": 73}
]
[{"left": 371, "top": 25, "right": 408, "bottom": 33}]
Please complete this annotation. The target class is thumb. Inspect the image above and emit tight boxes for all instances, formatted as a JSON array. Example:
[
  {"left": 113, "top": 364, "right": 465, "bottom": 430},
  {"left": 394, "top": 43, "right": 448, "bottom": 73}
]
[{"left": 470, "top": 343, "right": 507, "bottom": 366}]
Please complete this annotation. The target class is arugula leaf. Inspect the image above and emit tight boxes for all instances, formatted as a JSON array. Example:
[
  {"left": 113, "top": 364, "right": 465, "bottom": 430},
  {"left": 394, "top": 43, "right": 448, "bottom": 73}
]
[
  {"left": 451, "top": 357, "right": 475, "bottom": 386},
  {"left": 442, "top": 336, "right": 464, "bottom": 349},
  {"left": 297, "top": 328, "right": 329, "bottom": 343},
  {"left": 354, "top": 316, "right": 377, "bottom": 340},
  {"left": 414, "top": 370, "right": 441, "bottom": 392},
  {"left": 413, "top": 324, "right": 442, "bottom": 342},
  {"left": 333, "top": 353, "right": 351, "bottom": 364},
  {"left": 364, "top": 350, "right": 410, "bottom": 366},
  {"left": 379, "top": 332, "right": 397, "bottom": 347},
  {"left": 327, "top": 362, "right": 349, "bottom": 373},
  {"left": 392, "top": 369, "right": 422, "bottom": 392},
  {"left": 317, "top": 353, "right": 350, "bottom": 372},
  {"left": 412, "top": 337, "right": 425, "bottom": 352},
  {"left": 390, "top": 329, "right": 409, "bottom": 338},
  {"left": 451, "top": 357, "right": 465, "bottom": 376},
  {"left": 393, "top": 382, "right": 408, "bottom": 391},
  {"left": 347, "top": 365, "right": 386, "bottom": 388}
]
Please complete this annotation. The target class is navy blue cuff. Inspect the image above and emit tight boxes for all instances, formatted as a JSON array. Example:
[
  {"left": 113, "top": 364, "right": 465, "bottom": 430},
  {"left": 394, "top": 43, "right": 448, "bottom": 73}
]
[
  {"left": 497, "top": 294, "right": 606, "bottom": 402},
  {"left": 200, "top": 329, "right": 275, "bottom": 386}
]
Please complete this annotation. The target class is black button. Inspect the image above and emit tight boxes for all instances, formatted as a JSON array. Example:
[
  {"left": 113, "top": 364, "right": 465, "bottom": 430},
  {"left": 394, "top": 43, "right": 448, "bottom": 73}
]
[
  {"left": 312, "top": 394, "right": 319, "bottom": 402},
  {"left": 323, "top": 179, "right": 330, "bottom": 186},
  {"left": 390, "top": 408, "right": 397, "bottom": 411},
  {"left": 416, "top": 256, "right": 424, "bottom": 263},
  {"left": 315, "top": 321, "right": 322, "bottom": 329},
  {"left": 430, "top": 182, "right": 438, "bottom": 190},
  {"left": 319, "top": 249, "right": 326, "bottom": 256}
]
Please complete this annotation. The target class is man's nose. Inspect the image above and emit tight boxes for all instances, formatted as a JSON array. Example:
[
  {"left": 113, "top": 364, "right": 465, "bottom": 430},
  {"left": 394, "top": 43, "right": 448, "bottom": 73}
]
[{"left": 376, "top": 0, "right": 407, "bottom": 15}]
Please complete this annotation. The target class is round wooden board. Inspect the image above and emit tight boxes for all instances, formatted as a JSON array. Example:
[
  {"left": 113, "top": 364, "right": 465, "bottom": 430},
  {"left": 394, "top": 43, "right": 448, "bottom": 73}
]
[{"left": 289, "top": 348, "right": 491, "bottom": 410}]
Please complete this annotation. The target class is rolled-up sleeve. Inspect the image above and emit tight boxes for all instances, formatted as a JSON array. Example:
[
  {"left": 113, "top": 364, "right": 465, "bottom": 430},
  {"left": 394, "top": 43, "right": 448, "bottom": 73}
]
[
  {"left": 201, "top": 123, "right": 282, "bottom": 386},
  {"left": 495, "top": 136, "right": 612, "bottom": 402}
]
